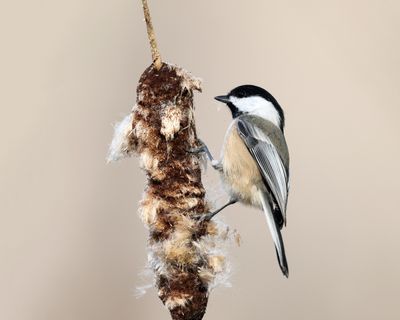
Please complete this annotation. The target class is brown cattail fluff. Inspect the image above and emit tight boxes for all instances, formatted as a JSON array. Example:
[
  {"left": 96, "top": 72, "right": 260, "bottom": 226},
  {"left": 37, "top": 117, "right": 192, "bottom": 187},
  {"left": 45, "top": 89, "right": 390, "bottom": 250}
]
[{"left": 108, "top": 63, "right": 231, "bottom": 320}]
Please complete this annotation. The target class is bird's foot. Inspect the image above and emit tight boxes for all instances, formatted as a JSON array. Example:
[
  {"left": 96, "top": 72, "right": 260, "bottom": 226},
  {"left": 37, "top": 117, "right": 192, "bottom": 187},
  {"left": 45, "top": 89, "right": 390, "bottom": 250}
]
[
  {"left": 187, "top": 139, "right": 208, "bottom": 155},
  {"left": 192, "top": 212, "right": 214, "bottom": 223},
  {"left": 187, "top": 139, "right": 223, "bottom": 172},
  {"left": 210, "top": 160, "right": 223, "bottom": 172}
]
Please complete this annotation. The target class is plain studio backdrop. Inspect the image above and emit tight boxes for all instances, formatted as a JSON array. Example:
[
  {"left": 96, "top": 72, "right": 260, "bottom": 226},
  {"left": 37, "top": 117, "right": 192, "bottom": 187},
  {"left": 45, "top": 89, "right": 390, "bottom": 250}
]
[{"left": 1, "top": 1, "right": 400, "bottom": 319}]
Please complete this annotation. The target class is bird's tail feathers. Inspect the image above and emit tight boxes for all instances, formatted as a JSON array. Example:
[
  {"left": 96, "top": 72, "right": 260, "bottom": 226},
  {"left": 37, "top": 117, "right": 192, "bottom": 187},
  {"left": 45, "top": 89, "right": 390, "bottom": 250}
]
[{"left": 259, "top": 190, "right": 289, "bottom": 277}]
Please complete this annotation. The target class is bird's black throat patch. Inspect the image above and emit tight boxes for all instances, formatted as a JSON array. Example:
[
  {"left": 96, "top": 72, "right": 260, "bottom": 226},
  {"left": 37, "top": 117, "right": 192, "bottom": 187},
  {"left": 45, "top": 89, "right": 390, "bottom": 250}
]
[{"left": 227, "top": 102, "right": 243, "bottom": 118}]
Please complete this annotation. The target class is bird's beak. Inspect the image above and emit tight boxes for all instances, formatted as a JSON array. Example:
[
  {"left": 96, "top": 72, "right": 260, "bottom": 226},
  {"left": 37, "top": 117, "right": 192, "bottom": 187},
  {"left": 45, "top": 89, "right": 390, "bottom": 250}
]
[{"left": 214, "top": 95, "right": 230, "bottom": 104}]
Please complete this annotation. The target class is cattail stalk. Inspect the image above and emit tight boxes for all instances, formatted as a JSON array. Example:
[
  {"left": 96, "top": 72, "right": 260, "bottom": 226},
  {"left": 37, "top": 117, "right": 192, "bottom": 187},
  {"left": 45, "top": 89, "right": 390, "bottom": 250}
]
[
  {"left": 141, "top": 0, "right": 162, "bottom": 70},
  {"left": 108, "top": 2, "right": 231, "bottom": 319}
]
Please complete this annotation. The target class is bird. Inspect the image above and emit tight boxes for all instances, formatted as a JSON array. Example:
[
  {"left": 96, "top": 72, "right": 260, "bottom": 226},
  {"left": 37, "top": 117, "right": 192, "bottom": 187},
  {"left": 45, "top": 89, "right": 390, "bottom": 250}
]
[{"left": 190, "top": 85, "right": 290, "bottom": 277}]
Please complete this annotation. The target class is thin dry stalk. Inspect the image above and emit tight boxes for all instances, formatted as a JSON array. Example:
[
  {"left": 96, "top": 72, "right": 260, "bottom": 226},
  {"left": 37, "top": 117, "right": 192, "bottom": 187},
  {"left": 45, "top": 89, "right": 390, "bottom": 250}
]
[{"left": 141, "top": 0, "right": 162, "bottom": 70}]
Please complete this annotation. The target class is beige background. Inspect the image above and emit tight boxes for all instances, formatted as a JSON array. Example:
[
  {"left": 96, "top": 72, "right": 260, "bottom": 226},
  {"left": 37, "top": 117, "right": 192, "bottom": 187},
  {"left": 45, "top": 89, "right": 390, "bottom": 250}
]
[{"left": 1, "top": 0, "right": 400, "bottom": 319}]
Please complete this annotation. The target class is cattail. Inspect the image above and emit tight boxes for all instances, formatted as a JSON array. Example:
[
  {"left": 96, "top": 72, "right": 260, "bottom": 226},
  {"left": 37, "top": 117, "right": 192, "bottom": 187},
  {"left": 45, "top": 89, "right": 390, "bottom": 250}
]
[
  {"left": 109, "top": 63, "right": 231, "bottom": 320},
  {"left": 108, "top": 2, "right": 232, "bottom": 319}
]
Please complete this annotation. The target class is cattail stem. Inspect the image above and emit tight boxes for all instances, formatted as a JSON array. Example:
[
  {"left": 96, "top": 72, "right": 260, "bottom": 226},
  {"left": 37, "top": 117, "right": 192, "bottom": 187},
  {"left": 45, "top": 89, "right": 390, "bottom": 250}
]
[
  {"left": 107, "top": 4, "right": 232, "bottom": 319},
  {"left": 141, "top": 0, "right": 162, "bottom": 70}
]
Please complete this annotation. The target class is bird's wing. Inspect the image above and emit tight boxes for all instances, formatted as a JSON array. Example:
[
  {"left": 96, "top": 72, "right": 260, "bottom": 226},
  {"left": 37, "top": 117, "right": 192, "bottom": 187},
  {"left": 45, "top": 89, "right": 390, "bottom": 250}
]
[{"left": 237, "top": 117, "right": 289, "bottom": 225}]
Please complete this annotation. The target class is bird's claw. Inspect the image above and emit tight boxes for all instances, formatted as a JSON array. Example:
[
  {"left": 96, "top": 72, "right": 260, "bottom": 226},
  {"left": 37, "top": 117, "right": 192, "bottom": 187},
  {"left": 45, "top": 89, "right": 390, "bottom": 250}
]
[
  {"left": 192, "top": 212, "right": 212, "bottom": 223},
  {"left": 186, "top": 139, "right": 207, "bottom": 154},
  {"left": 211, "top": 160, "right": 223, "bottom": 171},
  {"left": 187, "top": 146, "right": 206, "bottom": 154}
]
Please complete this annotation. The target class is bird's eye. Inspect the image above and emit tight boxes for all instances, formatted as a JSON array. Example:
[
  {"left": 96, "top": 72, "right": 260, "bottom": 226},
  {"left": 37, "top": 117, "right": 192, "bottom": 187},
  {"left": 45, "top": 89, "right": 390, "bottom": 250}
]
[{"left": 236, "top": 92, "right": 245, "bottom": 98}]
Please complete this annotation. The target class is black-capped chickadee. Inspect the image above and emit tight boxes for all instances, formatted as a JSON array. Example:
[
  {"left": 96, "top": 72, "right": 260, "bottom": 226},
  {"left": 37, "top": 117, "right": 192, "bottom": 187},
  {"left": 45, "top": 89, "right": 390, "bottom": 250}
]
[{"left": 192, "top": 85, "right": 290, "bottom": 277}]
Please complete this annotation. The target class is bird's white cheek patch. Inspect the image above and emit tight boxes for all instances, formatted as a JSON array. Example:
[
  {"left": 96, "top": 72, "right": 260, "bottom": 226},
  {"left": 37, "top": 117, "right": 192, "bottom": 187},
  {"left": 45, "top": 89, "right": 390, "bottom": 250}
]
[{"left": 230, "top": 96, "right": 281, "bottom": 128}]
